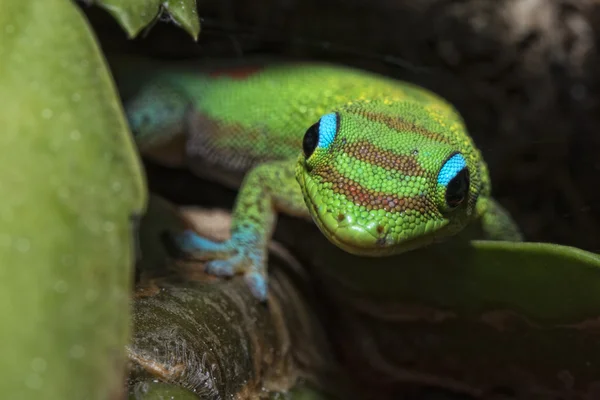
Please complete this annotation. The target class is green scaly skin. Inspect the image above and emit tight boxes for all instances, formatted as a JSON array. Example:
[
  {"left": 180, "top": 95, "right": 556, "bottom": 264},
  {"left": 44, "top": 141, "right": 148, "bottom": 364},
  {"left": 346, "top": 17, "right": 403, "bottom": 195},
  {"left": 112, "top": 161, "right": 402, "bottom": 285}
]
[{"left": 117, "top": 60, "right": 522, "bottom": 301}]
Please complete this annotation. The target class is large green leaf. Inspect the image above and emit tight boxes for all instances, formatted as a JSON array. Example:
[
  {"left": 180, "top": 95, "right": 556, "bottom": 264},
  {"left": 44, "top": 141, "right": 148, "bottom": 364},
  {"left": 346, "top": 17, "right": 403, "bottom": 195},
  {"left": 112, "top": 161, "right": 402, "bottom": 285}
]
[
  {"left": 93, "top": 0, "right": 200, "bottom": 40},
  {"left": 0, "top": 1, "right": 146, "bottom": 398},
  {"left": 297, "top": 234, "right": 600, "bottom": 396},
  {"left": 275, "top": 221, "right": 600, "bottom": 395},
  {"left": 320, "top": 240, "right": 600, "bottom": 321}
]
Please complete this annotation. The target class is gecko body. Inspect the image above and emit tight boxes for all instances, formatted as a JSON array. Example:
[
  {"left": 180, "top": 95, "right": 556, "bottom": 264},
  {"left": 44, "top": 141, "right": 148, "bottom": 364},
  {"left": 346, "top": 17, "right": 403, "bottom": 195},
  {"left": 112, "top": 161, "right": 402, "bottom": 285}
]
[{"left": 119, "top": 60, "right": 522, "bottom": 300}]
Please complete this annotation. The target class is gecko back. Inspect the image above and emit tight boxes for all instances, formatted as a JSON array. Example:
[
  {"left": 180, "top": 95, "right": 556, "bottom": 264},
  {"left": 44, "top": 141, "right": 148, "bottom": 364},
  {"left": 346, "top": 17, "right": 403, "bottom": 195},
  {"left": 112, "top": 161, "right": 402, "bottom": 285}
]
[{"left": 118, "top": 59, "right": 465, "bottom": 188}]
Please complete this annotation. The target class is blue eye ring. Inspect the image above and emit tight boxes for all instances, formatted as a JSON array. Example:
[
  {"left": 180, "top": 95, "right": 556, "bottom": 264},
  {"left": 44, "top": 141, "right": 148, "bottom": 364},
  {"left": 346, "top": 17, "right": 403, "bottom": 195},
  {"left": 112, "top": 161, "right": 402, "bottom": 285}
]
[
  {"left": 316, "top": 112, "right": 338, "bottom": 149},
  {"left": 302, "top": 112, "right": 339, "bottom": 159},
  {"left": 438, "top": 153, "right": 470, "bottom": 209}
]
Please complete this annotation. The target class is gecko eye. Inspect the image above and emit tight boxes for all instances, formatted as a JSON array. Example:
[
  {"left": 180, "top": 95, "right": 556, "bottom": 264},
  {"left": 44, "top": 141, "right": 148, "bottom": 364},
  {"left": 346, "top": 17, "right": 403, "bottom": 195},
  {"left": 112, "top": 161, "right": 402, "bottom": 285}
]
[
  {"left": 445, "top": 168, "right": 469, "bottom": 207},
  {"left": 437, "top": 153, "right": 469, "bottom": 209},
  {"left": 303, "top": 123, "right": 319, "bottom": 158},
  {"left": 302, "top": 112, "right": 339, "bottom": 159}
]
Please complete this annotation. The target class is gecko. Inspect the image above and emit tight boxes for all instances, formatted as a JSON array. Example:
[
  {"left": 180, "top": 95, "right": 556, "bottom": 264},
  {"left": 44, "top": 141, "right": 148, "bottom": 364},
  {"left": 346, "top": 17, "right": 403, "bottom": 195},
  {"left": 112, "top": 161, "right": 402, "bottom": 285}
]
[{"left": 117, "top": 59, "right": 522, "bottom": 301}]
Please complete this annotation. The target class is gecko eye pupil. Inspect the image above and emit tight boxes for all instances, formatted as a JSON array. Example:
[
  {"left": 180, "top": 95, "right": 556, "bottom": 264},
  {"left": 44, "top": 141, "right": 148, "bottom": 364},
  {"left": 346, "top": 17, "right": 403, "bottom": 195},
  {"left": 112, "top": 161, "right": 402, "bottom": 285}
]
[
  {"left": 303, "top": 122, "right": 319, "bottom": 158},
  {"left": 445, "top": 168, "right": 469, "bottom": 208}
]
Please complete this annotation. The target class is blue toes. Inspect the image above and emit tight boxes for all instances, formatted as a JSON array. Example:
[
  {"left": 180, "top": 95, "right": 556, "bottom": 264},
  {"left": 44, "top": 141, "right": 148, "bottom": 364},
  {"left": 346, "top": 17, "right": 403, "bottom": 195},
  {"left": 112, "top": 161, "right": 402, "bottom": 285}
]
[
  {"left": 244, "top": 271, "right": 267, "bottom": 301},
  {"left": 204, "top": 259, "right": 236, "bottom": 277},
  {"left": 176, "top": 230, "right": 226, "bottom": 253},
  {"left": 174, "top": 230, "right": 268, "bottom": 301}
]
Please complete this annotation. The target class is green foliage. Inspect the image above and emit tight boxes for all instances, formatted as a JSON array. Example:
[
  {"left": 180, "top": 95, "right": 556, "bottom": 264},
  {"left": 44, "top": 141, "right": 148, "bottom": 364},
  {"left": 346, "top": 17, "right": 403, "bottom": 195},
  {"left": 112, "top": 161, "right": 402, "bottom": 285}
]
[
  {"left": 94, "top": 0, "right": 200, "bottom": 39},
  {"left": 0, "top": 0, "right": 145, "bottom": 398},
  {"left": 322, "top": 239, "right": 600, "bottom": 322}
]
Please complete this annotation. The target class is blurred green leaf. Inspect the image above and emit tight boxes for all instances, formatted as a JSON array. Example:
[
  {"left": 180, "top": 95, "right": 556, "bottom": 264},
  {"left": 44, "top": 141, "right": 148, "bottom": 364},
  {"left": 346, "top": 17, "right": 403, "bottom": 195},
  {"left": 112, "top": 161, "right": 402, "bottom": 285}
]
[
  {"left": 296, "top": 235, "right": 600, "bottom": 395},
  {"left": 94, "top": 0, "right": 200, "bottom": 39},
  {"left": 95, "top": 0, "right": 159, "bottom": 38},
  {"left": 325, "top": 240, "right": 600, "bottom": 321},
  {"left": 0, "top": 0, "right": 146, "bottom": 398},
  {"left": 164, "top": 0, "right": 200, "bottom": 40},
  {"left": 280, "top": 215, "right": 600, "bottom": 322}
]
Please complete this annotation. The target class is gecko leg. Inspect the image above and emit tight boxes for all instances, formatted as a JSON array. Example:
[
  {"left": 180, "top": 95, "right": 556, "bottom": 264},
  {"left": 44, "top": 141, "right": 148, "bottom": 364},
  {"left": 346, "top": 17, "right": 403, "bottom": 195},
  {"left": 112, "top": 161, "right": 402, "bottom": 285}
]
[
  {"left": 478, "top": 198, "right": 523, "bottom": 241},
  {"left": 175, "top": 160, "right": 309, "bottom": 301}
]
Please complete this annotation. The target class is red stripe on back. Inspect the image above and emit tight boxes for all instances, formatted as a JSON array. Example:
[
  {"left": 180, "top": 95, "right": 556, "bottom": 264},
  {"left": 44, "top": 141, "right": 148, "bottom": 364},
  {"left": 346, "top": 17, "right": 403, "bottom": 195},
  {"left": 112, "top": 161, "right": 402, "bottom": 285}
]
[{"left": 208, "top": 66, "right": 264, "bottom": 80}]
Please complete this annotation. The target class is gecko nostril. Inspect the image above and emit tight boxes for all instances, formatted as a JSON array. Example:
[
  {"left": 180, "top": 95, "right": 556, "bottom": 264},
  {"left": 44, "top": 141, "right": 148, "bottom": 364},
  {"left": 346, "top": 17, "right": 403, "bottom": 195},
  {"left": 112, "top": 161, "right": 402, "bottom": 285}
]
[
  {"left": 376, "top": 225, "right": 384, "bottom": 234},
  {"left": 337, "top": 213, "right": 345, "bottom": 222}
]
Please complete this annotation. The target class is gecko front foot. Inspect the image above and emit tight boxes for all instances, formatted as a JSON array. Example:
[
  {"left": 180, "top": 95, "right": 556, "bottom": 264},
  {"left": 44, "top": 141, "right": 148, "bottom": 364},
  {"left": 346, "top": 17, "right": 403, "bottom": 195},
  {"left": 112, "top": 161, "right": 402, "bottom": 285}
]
[{"left": 175, "top": 230, "right": 268, "bottom": 301}]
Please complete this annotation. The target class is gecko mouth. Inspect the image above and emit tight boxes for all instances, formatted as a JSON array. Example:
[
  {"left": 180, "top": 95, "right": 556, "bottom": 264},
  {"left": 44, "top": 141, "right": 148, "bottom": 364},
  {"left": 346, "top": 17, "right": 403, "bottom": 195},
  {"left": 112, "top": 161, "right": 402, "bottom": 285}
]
[
  {"left": 297, "top": 167, "right": 445, "bottom": 257},
  {"left": 298, "top": 170, "right": 398, "bottom": 256}
]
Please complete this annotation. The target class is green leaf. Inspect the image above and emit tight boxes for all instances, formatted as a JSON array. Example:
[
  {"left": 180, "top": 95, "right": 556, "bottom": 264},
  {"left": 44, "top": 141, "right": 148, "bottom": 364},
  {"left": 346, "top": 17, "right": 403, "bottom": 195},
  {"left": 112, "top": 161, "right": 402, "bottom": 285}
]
[
  {"left": 0, "top": 0, "right": 145, "bottom": 398},
  {"left": 321, "top": 240, "right": 600, "bottom": 321},
  {"left": 301, "top": 236, "right": 600, "bottom": 394},
  {"left": 95, "top": 0, "right": 160, "bottom": 38},
  {"left": 164, "top": 0, "right": 200, "bottom": 40},
  {"left": 94, "top": 0, "right": 200, "bottom": 40}
]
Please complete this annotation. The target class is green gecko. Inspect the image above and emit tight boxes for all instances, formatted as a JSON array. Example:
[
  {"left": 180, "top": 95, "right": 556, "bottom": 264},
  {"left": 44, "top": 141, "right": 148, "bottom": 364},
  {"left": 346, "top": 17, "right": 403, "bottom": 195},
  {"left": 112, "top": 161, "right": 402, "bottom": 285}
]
[{"left": 118, "top": 59, "right": 522, "bottom": 301}]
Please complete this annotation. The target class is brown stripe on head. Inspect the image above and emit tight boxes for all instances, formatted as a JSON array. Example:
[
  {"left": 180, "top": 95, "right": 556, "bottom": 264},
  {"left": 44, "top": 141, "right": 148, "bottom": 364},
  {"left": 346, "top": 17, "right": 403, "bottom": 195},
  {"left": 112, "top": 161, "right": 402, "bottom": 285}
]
[
  {"left": 315, "top": 166, "right": 436, "bottom": 214},
  {"left": 348, "top": 109, "right": 452, "bottom": 145},
  {"left": 343, "top": 140, "right": 427, "bottom": 176}
]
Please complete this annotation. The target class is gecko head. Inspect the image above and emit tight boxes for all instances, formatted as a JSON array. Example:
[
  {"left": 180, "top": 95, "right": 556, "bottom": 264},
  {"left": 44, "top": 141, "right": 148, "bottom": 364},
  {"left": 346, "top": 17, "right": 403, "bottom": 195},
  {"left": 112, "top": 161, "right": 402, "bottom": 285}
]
[{"left": 295, "top": 103, "right": 486, "bottom": 256}]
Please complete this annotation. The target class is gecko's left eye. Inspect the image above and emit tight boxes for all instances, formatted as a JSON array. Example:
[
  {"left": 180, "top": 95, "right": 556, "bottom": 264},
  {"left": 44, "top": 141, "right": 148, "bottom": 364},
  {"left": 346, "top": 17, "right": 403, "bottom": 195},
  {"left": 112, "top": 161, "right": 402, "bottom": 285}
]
[
  {"left": 437, "top": 153, "right": 469, "bottom": 209},
  {"left": 302, "top": 112, "right": 339, "bottom": 159},
  {"left": 303, "top": 123, "right": 319, "bottom": 158}
]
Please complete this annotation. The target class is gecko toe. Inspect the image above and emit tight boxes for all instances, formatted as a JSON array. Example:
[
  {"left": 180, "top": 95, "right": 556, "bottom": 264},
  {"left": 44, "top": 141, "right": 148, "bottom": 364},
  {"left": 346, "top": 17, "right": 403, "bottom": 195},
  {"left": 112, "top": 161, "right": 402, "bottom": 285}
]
[
  {"left": 204, "top": 252, "right": 249, "bottom": 277},
  {"left": 175, "top": 230, "right": 232, "bottom": 257},
  {"left": 174, "top": 230, "right": 268, "bottom": 300},
  {"left": 244, "top": 271, "right": 268, "bottom": 301},
  {"left": 204, "top": 259, "right": 236, "bottom": 276}
]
